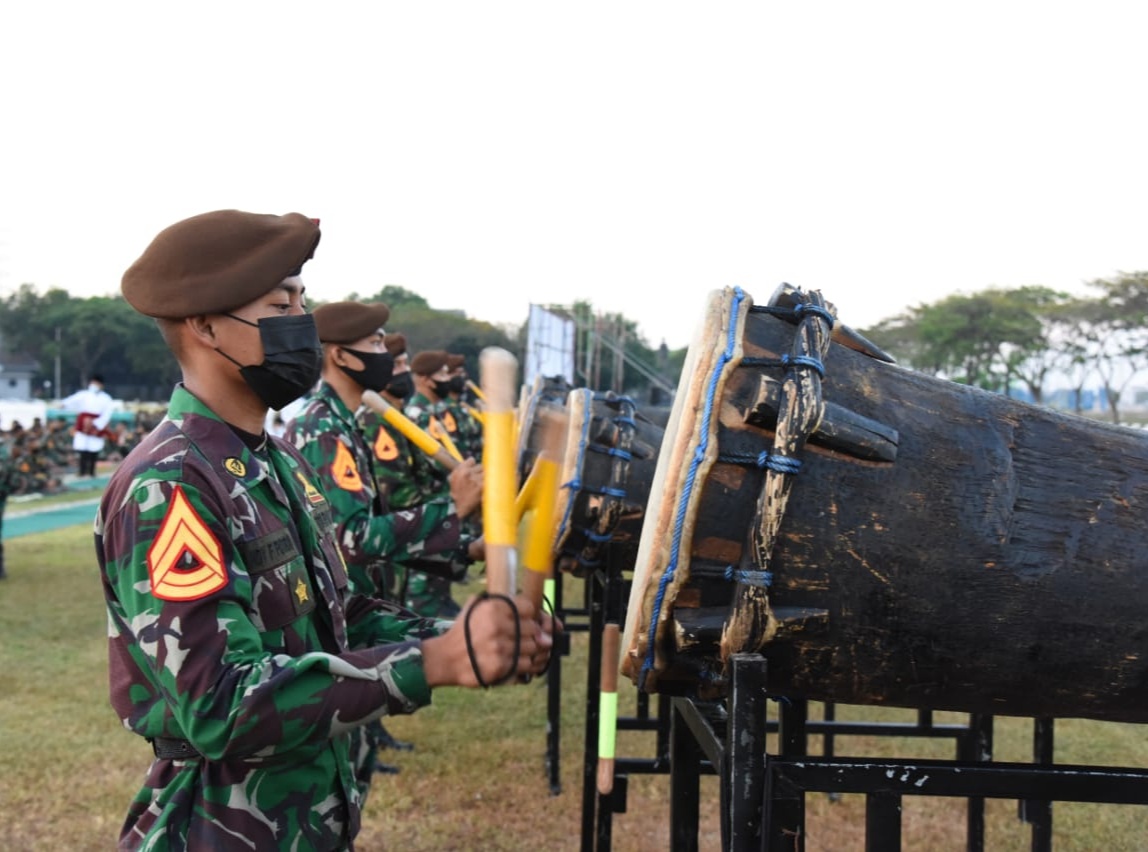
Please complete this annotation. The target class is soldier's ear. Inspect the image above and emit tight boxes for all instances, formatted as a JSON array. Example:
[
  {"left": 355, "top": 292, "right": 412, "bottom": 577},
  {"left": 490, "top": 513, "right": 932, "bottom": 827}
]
[{"left": 185, "top": 314, "right": 218, "bottom": 346}]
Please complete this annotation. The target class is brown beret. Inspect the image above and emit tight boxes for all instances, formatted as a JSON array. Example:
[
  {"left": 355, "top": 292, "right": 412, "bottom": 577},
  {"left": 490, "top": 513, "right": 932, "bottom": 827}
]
[
  {"left": 446, "top": 353, "right": 466, "bottom": 370},
  {"left": 410, "top": 349, "right": 450, "bottom": 376},
  {"left": 384, "top": 332, "right": 407, "bottom": 357},
  {"left": 121, "top": 210, "right": 321, "bottom": 319},
  {"left": 313, "top": 301, "right": 391, "bottom": 344}
]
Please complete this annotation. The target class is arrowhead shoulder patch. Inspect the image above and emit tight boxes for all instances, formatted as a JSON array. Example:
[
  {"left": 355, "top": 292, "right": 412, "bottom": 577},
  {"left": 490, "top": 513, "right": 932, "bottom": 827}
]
[
  {"left": 147, "top": 485, "right": 227, "bottom": 601},
  {"left": 332, "top": 441, "right": 364, "bottom": 492},
  {"left": 374, "top": 428, "right": 399, "bottom": 462}
]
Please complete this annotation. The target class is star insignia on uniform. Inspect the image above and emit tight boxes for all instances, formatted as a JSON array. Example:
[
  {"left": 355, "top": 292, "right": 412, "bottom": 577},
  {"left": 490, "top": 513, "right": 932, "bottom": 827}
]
[{"left": 295, "top": 578, "right": 309, "bottom": 604}]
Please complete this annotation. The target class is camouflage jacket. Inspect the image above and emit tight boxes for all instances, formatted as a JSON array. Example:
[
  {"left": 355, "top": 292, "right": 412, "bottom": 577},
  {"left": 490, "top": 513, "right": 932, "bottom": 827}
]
[
  {"left": 405, "top": 392, "right": 458, "bottom": 484},
  {"left": 96, "top": 384, "right": 447, "bottom": 851},
  {"left": 445, "top": 396, "right": 483, "bottom": 462},
  {"left": 284, "top": 382, "right": 462, "bottom": 596},
  {"left": 0, "top": 436, "right": 12, "bottom": 499},
  {"left": 357, "top": 407, "right": 442, "bottom": 509}
]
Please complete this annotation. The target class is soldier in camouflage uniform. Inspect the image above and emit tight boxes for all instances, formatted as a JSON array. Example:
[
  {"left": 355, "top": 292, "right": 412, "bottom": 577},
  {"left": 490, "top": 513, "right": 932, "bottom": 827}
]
[
  {"left": 284, "top": 301, "right": 486, "bottom": 788},
  {"left": 284, "top": 304, "right": 483, "bottom": 601},
  {"left": 403, "top": 349, "right": 478, "bottom": 616},
  {"left": 100, "top": 210, "right": 554, "bottom": 851},
  {"left": 443, "top": 352, "right": 484, "bottom": 462},
  {"left": 44, "top": 417, "right": 74, "bottom": 471},
  {"left": 0, "top": 428, "right": 12, "bottom": 579},
  {"left": 359, "top": 335, "right": 481, "bottom": 608}
]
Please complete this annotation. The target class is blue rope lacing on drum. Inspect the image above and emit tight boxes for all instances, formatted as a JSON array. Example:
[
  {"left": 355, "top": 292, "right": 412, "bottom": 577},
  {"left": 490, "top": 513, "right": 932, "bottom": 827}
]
[
  {"left": 577, "top": 528, "right": 614, "bottom": 543},
  {"left": 717, "top": 450, "right": 802, "bottom": 475},
  {"left": 640, "top": 287, "right": 746, "bottom": 689},
  {"left": 740, "top": 353, "right": 826, "bottom": 378},
  {"left": 751, "top": 301, "right": 836, "bottom": 329},
  {"left": 724, "top": 564, "right": 773, "bottom": 588},
  {"left": 562, "top": 476, "right": 627, "bottom": 499},
  {"left": 556, "top": 402, "right": 592, "bottom": 548},
  {"left": 588, "top": 444, "right": 633, "bottom": 462}
]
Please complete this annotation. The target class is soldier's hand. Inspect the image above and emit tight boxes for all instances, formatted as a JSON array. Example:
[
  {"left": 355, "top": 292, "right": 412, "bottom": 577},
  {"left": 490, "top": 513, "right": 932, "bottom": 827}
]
[
  {"left": 466, "top": 536, "right": 486, "bottom": 563},
  {"left": 421, "top": 594, "right": 553, "bottom": 688},
  {"left": 447, "top": 458, "right": 484, "bottom": 519}
]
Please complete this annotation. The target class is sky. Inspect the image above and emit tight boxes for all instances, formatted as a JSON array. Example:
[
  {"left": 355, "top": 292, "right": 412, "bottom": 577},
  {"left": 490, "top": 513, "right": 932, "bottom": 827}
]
[{"left": 3, "top": 2, "right": 1148, "bottom": 352}]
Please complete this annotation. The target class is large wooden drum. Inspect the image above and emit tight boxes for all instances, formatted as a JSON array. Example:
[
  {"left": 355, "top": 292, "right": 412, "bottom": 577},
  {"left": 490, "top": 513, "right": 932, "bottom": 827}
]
[
  {"left": 517, "top": 379, "right": 663, "bottom": 576},
  {"left": 622, "top": 285, "right": 1148, "bottom": 723}
]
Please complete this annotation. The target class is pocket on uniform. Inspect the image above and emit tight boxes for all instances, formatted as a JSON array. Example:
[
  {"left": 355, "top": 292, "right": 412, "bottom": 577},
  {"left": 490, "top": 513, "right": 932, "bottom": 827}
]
[{"left": 239, "top": 529, "right": 316, "bottom": 631}]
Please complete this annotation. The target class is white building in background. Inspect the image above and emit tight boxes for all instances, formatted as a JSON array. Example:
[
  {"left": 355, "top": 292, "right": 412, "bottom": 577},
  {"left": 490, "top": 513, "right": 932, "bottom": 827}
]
[{"left": 0, "top": 332, "right": 40, "bottom": 400}]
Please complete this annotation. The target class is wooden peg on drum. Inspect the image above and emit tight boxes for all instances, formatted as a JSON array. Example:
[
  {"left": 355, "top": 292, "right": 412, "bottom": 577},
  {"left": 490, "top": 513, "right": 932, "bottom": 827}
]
[{"left": 767, "top": 281, "right": 895, "bottom": 363}]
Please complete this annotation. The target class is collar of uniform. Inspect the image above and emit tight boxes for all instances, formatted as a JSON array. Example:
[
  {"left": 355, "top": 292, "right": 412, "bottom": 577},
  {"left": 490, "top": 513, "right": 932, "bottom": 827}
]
[
  {"left": 316, "top": 381, "right": 360, "bottom": 432},
  {"left": 165, "top": 383, "right": 271, "bottom": 491}
]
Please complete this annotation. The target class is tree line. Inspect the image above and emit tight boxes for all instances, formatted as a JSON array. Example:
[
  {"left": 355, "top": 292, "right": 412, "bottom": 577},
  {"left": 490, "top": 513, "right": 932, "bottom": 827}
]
[
  {"left": 12, "top": 274, "right": 1139, "bottom": 422},
  {"left": 0, "top": 284, "right": 682, "bottom": 402},
  {"left": 861, "top": 272, "right": 1148, "bottom": 425}
]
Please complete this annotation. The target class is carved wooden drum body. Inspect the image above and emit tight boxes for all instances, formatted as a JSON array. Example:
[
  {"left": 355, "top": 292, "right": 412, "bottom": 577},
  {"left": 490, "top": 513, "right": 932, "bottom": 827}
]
[
  {"left": 622, "top": 286, "right": 1148, "bottom": 723},
  {"left": 518, "top": 379, "right": 663, "bottom": 576}
]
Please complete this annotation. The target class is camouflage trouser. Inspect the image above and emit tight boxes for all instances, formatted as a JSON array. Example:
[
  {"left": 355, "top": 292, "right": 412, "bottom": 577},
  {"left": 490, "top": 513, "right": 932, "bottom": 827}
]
[
  {"left": 404, "top": 570, "right": 459, "bottom": 618},
  {"left": 350, "top": 722, "right": 382, "bottom": 802}
]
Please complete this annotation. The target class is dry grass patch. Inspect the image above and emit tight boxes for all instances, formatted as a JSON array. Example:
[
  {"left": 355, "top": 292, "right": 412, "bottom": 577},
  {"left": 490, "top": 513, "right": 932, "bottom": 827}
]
[{"left": 2, "top": 530, "right": 1147, "bottom": 850}]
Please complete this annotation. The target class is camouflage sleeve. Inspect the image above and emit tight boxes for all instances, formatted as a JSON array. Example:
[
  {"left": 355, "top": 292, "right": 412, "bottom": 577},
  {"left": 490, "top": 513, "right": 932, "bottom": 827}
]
[
  {"left": 294, "top": 426, "right": 461, "bottom": 566},
  {"left": 344, "top": 593, "right": 451, "bottom": 647},
  {"left": 361, "top": 415, "right": 430, "bottom": 509},
  {"left": 100, "top": 478, "right": 434, "bottom": 759}
]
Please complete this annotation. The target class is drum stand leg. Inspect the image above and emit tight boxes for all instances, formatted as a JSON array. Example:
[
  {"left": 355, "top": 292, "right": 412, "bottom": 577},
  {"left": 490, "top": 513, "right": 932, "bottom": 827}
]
[
  {"left": 580, "top": 570, "right": 606, "bottom": 852},
  {"left": 957, "top": 713, "right": 994, "bottom": 852},
  {"left": 764, "top": 689, "right": 807, "bottom": 850},
  {"left": 670, "top": 697, "right": 704, "bottom": 852},
  {"left": 726, "top": 653, "right": 771, "bottom": 851},
  {"left": 545, "top": 571, "right": 569, "bottom": 795},
  {"left": 1019, "top": 717, "right": 1054, "bottom": 852}
]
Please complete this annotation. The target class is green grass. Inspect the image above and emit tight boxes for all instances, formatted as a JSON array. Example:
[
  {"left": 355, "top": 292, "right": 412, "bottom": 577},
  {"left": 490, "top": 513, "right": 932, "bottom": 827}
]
[
  {"left": 6, "top": 476, "right": 109, "bottom": 513},
  {"left": 2, "top": 526, "right": 1147, "bottom": 850}
]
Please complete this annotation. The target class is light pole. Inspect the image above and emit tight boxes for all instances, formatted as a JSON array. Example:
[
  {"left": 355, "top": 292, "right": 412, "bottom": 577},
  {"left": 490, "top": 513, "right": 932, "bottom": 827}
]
[{"left": 54, "top": 326, "right": 61, "bottom": 401}]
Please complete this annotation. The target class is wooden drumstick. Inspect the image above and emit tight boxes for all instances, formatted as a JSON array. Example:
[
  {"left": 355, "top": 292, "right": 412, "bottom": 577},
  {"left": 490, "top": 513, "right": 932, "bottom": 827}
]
[
  {"left": 514, "top": 464, "right": 539, "bottom": 522},
  {"left": 361, "top": 390, "right": 459, "bottom": 472},
  {"left": 596, "top": 622, "right": 622, "bottom": 795},
  {"left": 466, "top": 379, "right": 487, "bottom": 402},
  {"left": 480, "top": 347, "right": 519, "bottom": 598},
  {"left": 520, "top": 410, "right": 566, "bottom": 614},
  {"left": 433, "top": 419, "right": 465, "bottom": 463},
  {"left": 463, "top": 403, "right": 485, "bottom": 425}
]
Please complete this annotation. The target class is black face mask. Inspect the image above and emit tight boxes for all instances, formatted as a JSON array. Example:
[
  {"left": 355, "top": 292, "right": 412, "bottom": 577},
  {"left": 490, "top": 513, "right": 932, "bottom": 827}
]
[
  {"left": 338, "top": 347, "right": 394, "bottom": 393},
  {"left": 385, "top": 371, "right": 415, "bottom": 401},
  {"left": 447, "top": 374, "right": 467, "bottom": 395},
  {"left": 432, "top": 379, "right": 454, "bottom": 399},
  {"left": 217, "top": 314, "right": 322, "bottom": 410}
]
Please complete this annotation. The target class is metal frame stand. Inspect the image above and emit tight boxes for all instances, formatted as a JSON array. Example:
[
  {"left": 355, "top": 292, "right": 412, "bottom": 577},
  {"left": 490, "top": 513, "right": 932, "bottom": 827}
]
[
  {"left": 669, "top": 655, "right": 1148, "bottom": 851},
  {"left": 579, "top": 564, "right": 675, "bottom": 851}
]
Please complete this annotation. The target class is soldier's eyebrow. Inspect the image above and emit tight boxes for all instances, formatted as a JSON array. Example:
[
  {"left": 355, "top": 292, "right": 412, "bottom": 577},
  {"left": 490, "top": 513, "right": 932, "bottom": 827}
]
[{"left": 276, "top": 280, "right": 306, "bottom": 299}]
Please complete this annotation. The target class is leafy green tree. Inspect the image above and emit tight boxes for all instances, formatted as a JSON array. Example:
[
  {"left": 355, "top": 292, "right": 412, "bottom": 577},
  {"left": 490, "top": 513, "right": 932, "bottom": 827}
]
[
  {"left": 864, "top": 287, "right": 1066, "bottom": 396},
  {"left": 1077, "top": 273, "right": 1148, "bottom": 424}
]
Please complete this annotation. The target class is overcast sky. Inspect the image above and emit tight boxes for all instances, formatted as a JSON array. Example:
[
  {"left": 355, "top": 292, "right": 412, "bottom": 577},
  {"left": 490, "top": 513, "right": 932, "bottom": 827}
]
[{"left": 2, "top": 2, "right": 1147, "bottom": 351}]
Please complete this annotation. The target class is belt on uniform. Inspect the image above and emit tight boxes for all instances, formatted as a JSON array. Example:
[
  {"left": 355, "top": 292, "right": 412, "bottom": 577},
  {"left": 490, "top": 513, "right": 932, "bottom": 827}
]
[{"left": 150, "top": 737, "right": 202, "bottom": 760}]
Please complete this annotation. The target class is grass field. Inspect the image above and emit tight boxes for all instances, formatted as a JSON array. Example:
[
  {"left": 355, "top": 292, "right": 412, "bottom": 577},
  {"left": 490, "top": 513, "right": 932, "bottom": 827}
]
[{"left": 2, "top": 523, "right": 1147, "bottom": 850}]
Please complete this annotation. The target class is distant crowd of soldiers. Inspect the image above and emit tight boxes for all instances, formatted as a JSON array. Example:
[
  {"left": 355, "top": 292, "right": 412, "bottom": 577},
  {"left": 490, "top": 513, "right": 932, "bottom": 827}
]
[{"left": 0, "top": 415, "right": 158, "bottom": 495}]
